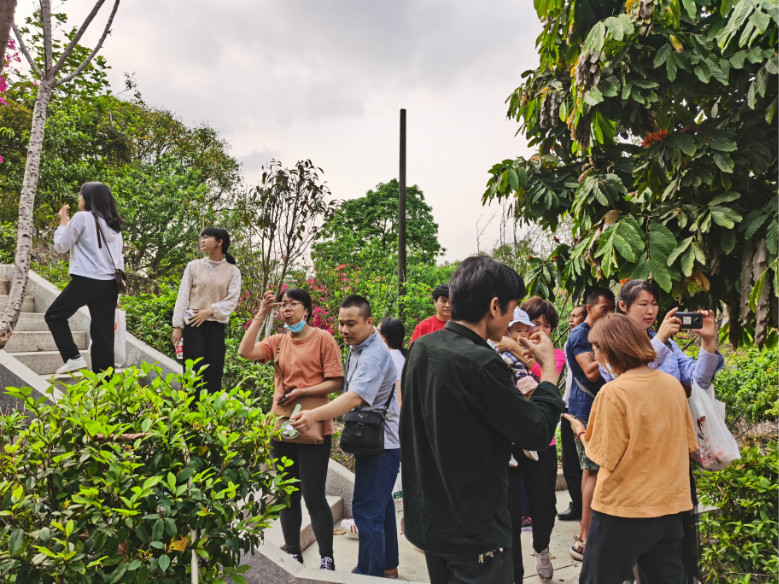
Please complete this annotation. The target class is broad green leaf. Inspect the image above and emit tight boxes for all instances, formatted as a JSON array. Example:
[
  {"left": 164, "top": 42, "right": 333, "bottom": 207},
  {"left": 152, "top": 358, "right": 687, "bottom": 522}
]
[
  {"left": 709, "top": 191, "right": 740, "bottom": 205},
  {"left": 729, "top": 51, "right": 747, "bottom": 69},
  {"left": 649, "top": 221, "right": 677, "bottom": 258},
  {"left": 599, "top": 76, "right": 619, "bottom": 98},
  {"left": 508, "top": 170, "right": 519, "bottom": 191},
  {"left": 667, "top": 236, "right": 693, "bottom": 265},
  {"left": 584, "top": 87, "right": 604, "bottom": 106},
  {"left": 667, "top": 53, "right": 678, "bottom": 81},
  {"left": 748, "top": 269, "right": 768, "bottom": 311},
  {"left": 613, "top": 233, "right": 637, "bottom": 262},
  {"left": 158, "top": 554, "right": 171, "bottom": 572},
  {"left": 712, "top": 152, "right": 735, "bottom": 173},
  {"left": 708, "top": 137, "right": 737, "bottom": 152},
  {"left": 766, "top": 220, "right": 778, "bottom": 255},
  {"left": 682, "top": 0, "right": 696, "bottom": 19},
  {"left": 720, "top": 228, "right": 736, "bottom": 254},
  {"left": 517, "top": 166, "right": 528, "bottom": 188},
  {"left": 654, "top": 44, "right": 671, "bottom": 68},
  {"left": 676, "top": 134, "right": 696, "bottom": 157},
  {"left": 710, "top": 206, "right": 742, "bottom": 228},
  {"left": 681, "top": 247, "right": 695, "bottom": 277},
  {"left": 9, "top": 529, "right": 24, "bottom": 555},
  {"left": 740, "top": 210, "right": 769, "bottom": 238},
  {"left": 649, "top": 257, "right": 673, "bottom": 291}
]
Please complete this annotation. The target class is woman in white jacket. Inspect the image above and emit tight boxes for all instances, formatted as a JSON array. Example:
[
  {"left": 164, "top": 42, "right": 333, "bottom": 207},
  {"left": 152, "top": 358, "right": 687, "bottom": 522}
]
[{"left": 45, "top": 182, "right": 124, "bottom": 374}]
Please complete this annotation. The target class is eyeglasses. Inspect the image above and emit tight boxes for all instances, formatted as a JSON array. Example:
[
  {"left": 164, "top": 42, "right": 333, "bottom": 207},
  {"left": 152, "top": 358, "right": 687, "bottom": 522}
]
[{"left": 279, "top": 301, "right": 303, "bottom": 310}]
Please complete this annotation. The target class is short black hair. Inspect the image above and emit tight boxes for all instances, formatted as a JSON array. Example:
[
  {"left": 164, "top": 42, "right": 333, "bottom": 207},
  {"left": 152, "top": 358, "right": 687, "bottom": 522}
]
[
  {"left": 379, "top": 318, "right": 405, "bottom": 351},
  {"left": 584, "top": 286, "right": 615, "bottom": 307},
  {"left": 278, "top": 287, "right": 313, "bottom": 323},
  {"left": 340, "top": 294, "right": 371, "bottom": 319},
  {"left": 521, "top": 296, "right": 559, "bottom": 329},
  {"left": 449, "top": 255, "right": 525, "bottom": 324},
  {"left": 432, "top": 284, "right": 449, "bottom": 301}
]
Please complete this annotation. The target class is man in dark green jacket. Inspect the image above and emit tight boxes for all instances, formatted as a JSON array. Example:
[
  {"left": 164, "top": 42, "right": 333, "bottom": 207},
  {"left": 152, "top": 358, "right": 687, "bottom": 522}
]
[{"left": 400, "top": 255, "right": 565, "bottom": 584}]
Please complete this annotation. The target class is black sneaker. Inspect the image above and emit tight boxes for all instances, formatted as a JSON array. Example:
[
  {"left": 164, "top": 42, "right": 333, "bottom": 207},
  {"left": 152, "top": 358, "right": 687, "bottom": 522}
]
[
  {"left": 289, "top": 552, "right": 304, "bottom": 564},
  {"left": 557, "top": 504, "right": 581, "bottom": 521},
  {"left": 319, "top": 556, "right": 335, "bottom": 570}
]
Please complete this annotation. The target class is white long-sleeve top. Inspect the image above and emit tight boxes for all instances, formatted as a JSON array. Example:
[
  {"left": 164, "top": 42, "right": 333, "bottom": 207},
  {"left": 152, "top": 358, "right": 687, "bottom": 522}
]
[
  {"left": 172, "top": 258, "right": 242, "bottom": 328},
  {"left": 54, "top": 211, "right": 124, "bottom": 280}
]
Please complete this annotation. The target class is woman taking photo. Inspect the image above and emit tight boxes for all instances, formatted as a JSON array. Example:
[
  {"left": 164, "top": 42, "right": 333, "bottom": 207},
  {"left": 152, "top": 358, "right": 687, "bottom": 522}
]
[
  {"left": 564, "top": 313, "right": 698, "bottom": 584},
  {"left": 609, "top": 279, "right": 724, "bottom": 391},
  {"left": 238, "top": 288, "right": 344, "bottom": 571},
  {"left": 171, "top": 227, "right": 241, "bottom": 393},
  {"left": 46, "top": 182, "right": 124, "bottom": 374}
]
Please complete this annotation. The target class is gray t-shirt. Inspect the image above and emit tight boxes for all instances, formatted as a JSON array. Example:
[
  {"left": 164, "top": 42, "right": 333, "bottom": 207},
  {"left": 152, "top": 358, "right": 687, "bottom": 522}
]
[{"left": 345, "top": 331, "right": 400, "bottom": 449}]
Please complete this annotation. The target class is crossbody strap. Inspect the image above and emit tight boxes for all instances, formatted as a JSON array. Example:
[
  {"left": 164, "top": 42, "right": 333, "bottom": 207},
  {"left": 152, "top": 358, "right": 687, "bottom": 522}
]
[
  {"left": 344, "top": 348, "right": 396, "bottom": 417},
  {"left": 93, "top": 213, "right": 119, "bottom": 270}
]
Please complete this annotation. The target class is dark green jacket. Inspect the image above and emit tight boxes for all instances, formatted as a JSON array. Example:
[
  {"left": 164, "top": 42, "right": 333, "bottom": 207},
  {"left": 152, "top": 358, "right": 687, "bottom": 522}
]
[{"left": 399, "top": 321, "right": 565, "bottom": 556}]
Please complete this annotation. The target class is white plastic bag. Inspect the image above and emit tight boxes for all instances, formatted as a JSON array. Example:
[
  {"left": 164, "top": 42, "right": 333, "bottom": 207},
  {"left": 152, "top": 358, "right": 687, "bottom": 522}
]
[
  {"left": 393, "top": 465, "right": 403, "bottom": 512},
  {"left": 114, "top": 307, "right": 127, "bottom": 367},
  {"left": 688, "top": 381, "right": 740, "bottom": 471}
]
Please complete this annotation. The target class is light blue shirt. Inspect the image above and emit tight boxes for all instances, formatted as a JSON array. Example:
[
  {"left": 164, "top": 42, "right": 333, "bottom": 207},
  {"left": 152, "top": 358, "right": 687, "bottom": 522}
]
[
  {"left": 599, "top": 330, "right": 724, "bottom": 389},
  {"left": 345, "top": 331, "right": 400, "bottom": 449}
]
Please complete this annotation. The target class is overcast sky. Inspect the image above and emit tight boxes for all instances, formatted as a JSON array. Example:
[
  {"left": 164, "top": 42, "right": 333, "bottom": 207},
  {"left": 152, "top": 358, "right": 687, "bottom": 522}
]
[{"left": 18, "top": 0, "right": 543, "bottom": 262}]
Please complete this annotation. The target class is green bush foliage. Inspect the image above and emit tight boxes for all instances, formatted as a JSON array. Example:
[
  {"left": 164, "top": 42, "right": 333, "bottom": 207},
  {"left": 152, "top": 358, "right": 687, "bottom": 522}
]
[
  {"left": 713, "top": 348, "right": 778, "bottom": 430},
  {"left": 697, "top": 442, "right": 779, "bottom": 584},
  {"left": 0, "top": 365, "right": 295, "bottom": 583}
]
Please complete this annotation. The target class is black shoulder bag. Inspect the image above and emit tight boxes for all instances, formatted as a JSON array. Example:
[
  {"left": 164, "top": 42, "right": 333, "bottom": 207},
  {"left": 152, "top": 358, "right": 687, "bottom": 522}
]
[
  {"left": 93, "top": 213, "right": 127, "bottom": 294},
  {"left": 340, "top": 351, "right": 396, "bottom": 456}
]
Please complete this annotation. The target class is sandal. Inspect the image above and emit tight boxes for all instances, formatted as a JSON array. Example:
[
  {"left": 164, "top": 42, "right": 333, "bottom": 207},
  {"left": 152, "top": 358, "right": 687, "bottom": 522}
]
[{"left": 570, "top": 535, "right": 585, "bottom": 561}]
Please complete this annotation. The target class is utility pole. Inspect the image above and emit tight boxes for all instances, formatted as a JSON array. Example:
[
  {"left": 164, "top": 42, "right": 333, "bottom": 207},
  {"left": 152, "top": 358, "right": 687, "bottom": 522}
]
[{"left": 398, "top": 109, "right": 407, "bottom": 318}]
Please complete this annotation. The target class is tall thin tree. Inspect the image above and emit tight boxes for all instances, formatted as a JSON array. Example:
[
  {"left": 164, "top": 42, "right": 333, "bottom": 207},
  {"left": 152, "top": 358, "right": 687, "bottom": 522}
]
[
  {"left": 0, "top": 0, "right": 120, "bottom": 348},
  {"left": 0, "top": 0, "right": 17, "bottom": 74}
]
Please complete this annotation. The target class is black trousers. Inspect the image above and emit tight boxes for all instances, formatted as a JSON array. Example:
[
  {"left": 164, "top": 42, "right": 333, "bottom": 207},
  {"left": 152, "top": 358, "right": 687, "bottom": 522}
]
[
  {"left": 507, "top": 443, "right": 558, "bottom": 581},
  {"left": 561, "top": 415, "right": 583, "bottom": 513},
  {"left": 182, "top": 321, "right": 225, "bottom": 393},
  {"left": 425, "top": 548, "right": 513, "bottom": 584},
  {"left": 581, "top": 511, "right": 686, "bottom": 584},
  {"left": 272, "top": 436, "right": 334, "bottom": 559},
  {"left": 45, "top": 275, "right": 117, "bottom": 373}
]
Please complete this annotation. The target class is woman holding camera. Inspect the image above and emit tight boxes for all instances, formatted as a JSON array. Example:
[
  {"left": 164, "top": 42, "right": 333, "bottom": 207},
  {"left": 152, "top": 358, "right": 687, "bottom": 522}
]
[
  {"left": 238, "top": 288, "right": 344, "bottom": 571},
  {"left": 564, "top": 313, "right": 698, "bottom": 583},
  {"left": 607, "top": 279, "right": 724, "bottom": 391}
]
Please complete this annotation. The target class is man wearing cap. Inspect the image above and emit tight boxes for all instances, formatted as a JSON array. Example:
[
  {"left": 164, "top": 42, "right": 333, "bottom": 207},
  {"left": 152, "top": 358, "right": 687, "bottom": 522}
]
[{"left": 410, "top": 284, "right": 450, "bottom": 343}]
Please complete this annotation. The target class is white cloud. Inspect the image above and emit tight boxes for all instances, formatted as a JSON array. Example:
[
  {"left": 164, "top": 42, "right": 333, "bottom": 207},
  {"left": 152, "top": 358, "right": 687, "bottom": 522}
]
[{"left": 15, "top": 0, "right": 543, "bottom": 261}]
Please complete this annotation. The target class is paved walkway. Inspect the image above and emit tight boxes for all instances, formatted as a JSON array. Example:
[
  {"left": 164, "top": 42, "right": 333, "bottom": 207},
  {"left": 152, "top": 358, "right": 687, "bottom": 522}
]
[{"left": 302, "top": 489, "right": 583, "bottom": 582}]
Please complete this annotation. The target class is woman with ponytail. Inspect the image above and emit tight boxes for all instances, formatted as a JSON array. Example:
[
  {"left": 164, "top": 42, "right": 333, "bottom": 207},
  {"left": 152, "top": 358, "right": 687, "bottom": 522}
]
[
  {"left": 171, "top": 226, "right": 241, "bottom": 393},
  {"left": 46, "top": 182, "right": 125, "bottom": 374}
]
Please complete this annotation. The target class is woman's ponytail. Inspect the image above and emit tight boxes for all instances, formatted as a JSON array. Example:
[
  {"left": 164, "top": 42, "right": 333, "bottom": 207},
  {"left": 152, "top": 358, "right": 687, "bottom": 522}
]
[{"left": 201, "top": 226, "right": 236, "bottom": 265}]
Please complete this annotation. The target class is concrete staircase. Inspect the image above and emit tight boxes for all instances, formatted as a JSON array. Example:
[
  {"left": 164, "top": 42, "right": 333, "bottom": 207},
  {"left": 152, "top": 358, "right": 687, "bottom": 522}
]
[{"left": 0, "top": 278, "right": 91, "bottom": 383}]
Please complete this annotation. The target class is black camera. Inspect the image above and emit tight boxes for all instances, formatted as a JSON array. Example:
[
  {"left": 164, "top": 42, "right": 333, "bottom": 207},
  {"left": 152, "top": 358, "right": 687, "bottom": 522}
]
[{"left": 676, "top": 312, "right": 703, "bottom": 329}]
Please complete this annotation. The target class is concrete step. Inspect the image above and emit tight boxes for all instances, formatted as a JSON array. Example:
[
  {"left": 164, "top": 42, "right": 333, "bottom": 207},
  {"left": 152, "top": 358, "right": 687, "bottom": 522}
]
[
  {"left": 264, "top": 495, "right": 344, "bottom": 554},
  {"left": 12, "top": 313, "right": 50, "bottom": 331},
  {"left": 0, "top": 295, "right": 35, "bottom": 312},
  {"left": 5, "top": 330, "right": 87, "bottom": 352},
  {"left": 0, "top": 279, "right": 8, "bottom": 295},
  {"left": 8, "top": 350, "right": 90, "bottom": 375}
]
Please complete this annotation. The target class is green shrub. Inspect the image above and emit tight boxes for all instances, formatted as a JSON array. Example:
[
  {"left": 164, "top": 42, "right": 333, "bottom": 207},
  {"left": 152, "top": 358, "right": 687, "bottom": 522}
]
[
  {"left": 697, "top": 441, "right": 779, "bottom": 584},
  {"left": 0, "top": 365, "right": 295, "bottom": 583},
  {"left": 714, "top": 348, "right": 778, "bottom": 430},
  {"left": 121, "top": 283, "right": 179, "bottom": 357}
]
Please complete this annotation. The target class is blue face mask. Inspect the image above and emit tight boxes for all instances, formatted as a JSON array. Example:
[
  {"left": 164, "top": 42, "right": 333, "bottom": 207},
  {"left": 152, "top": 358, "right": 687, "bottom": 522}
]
[
  {"left": 284, "top": 318, "right": 306, "bottom": 334},
  {"left": 605, "top": 361, "right": 619, "bottom": 379}
]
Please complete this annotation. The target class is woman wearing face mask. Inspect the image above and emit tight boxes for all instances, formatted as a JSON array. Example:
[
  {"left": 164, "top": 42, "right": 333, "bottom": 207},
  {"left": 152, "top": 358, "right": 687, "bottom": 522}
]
[
  {"left": 564, "top": 313, "right": 698, "bottom": 584},
  {"left": 238, "top": 288, "right": 344, "bottom": 571},
  {"left": 171, "top": 227, "right": 241, "bottom": 393}
]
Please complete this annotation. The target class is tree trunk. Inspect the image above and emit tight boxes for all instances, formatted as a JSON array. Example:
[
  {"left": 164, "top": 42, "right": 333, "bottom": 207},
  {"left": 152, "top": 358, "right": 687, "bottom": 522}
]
[
  {"left": 0, "top": 0, "right": 17, "bottom": 75},
  {"left": 0, "top": 79, "right": 54, "bottom": 348}
]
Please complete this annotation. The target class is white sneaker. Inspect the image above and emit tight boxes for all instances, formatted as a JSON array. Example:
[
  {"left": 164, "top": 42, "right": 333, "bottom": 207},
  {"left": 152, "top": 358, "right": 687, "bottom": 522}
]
[
  {"left": 508, "top": 454, "right": 519, "bottom": 467},
  {"left": 535, "top": 547, "right": 553, "bottom": 581},
  {"left": 55, "top": 356, "right": 88, "bottom": 374},
  {"left": 523, "top": 449, "right": 539, "bottom": 461}
]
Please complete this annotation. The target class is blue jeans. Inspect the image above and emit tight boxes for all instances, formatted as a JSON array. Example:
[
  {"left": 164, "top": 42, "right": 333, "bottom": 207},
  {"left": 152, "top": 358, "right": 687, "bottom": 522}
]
[{"left": 353, "top": 448, "right": 401, "bottom": 576}]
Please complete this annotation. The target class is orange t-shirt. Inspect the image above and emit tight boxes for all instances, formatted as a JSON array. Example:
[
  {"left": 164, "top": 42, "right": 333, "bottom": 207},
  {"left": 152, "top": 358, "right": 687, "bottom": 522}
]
[
  {"left": 256, "top": 328, "right": 344, "bottom": 435},
  {"left": 585, "top": 368, "right": 698, "bottom": 518}
]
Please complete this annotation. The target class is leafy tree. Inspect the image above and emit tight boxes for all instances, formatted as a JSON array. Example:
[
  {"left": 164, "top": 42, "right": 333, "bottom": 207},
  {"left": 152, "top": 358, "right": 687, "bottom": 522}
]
[
  {"left": 0, "top": 65, "right": 241, "bottom": 284},
  {"left": 312, "top": 179, "right": 443, "bottom": 267},
  {"left": 0, "top": 0, "right": 119, "bottom": 348},
  {"left": 228, "top": 159, "right": 336, "bottom": 298},
  {"left": 484, "top": 0, "right": 777, "bottom": 346}
]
